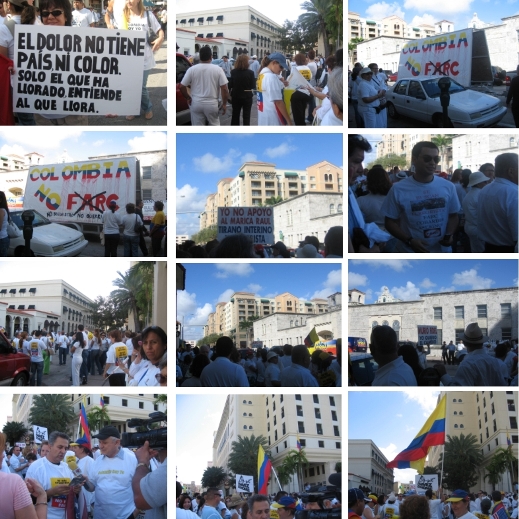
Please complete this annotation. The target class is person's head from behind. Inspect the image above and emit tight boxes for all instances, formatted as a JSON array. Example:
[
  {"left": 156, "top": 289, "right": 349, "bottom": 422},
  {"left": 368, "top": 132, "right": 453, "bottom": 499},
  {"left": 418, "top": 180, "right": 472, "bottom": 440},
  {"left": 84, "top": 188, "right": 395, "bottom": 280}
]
[
  {"left": 291, "top": 344, "right": 310, "bottom": 368},
  {"left": 247, "top": 494, "right": 270, "bottom": 519},
  {"left": 154, "top": 200, "right": 164, "bottom": 212},
  {"left": 367, "top": 166, "right": 392, "bottom": 195},
  {"left": 324, "top": 226, "right": 343, "bottom": 257},
  {"left": 495, "top": 152, "right": 518, "bottom": 185},
  {"left": 214, "top": 234, "right": 256, "bottom": 258},
  {"left": 370, "top": 325, "right": 397, "bottom": 363},
  {"left": 191, "top": 354, "right": 210, "bottom": 378},
  {"left": 40, "top": 0, "right": 72, "bottom": 25},
  {"left": 480, "top": 498, "right": 492, "bottom": 515},
  {"left": 75, "top": 330, "right": 85, "bottom": 346},
  {"left": 215, "top": 336, "right": 234, "bottom": 358},
  {"left": 400, "top": 495, "right": 430, "bottom": 519},
  {"left": 294, "top": 53, "right": 307, "bottom": 66},
  {"left": 234, "top": 54, "right": 249, "bottom": 70},
  {"left": 397, "top": 344, "right": 422, "bottom": 377},
  {"left": 348, "top": 135, "right": 372, "bottom": 185},
  {"left": 126, "top": 202, "right": 136, "bottom": 214},
  {"left": 205, "top": 488, "right": 222, "bottom": 507},
  {"left": 200, "top": 46, "right": 212, "bottom": 62},
  {"left": 328, "top": 67, "right": 343, "bottom": 120},
  {"left": 283, "top": 343, "right": 292, "bottom": 356}
]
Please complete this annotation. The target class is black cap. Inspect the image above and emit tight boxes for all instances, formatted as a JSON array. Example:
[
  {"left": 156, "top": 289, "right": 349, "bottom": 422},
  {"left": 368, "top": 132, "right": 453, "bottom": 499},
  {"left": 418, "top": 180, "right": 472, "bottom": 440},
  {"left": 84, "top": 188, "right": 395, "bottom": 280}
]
[{"left": 91, "top": 426, "right": 120, "bottom": 440}]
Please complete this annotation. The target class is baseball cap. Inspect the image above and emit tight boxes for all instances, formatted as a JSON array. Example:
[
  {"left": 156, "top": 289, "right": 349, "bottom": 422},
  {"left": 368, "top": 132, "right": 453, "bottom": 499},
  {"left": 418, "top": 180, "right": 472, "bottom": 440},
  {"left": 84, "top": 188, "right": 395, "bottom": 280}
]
[
  {"left": 348, "top": 488, "right": 367, "bottom": 503},
  {"left": 91, "top": 426, "right": 120, "bottom": 440},
  {"left": 268, "top": 52, "right": 289, "bottom": 71},
  {"left": 446, "top": 490, "right": 469, "bottom": 502},
  {"left": 272, "top": 497, "right": 297, "bottom": 509},
  {"left": 70, "top": 438, "right": 90, "bottom": 447}
]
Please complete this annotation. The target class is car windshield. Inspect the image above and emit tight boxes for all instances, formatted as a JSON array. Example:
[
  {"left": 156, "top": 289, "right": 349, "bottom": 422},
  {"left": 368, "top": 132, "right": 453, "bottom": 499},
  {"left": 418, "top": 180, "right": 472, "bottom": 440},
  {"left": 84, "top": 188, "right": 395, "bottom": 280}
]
[
  {"left": 421, "top": 78, "right": 466, "bottom": 98},
  {"left": 10, "top": 210, "right": 51, "bottom": 229}
]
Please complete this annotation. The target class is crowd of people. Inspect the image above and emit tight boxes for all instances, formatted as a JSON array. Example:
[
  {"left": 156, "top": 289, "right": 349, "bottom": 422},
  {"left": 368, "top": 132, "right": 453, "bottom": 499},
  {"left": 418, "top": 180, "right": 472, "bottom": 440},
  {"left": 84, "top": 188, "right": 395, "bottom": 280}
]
[
  {"left": 349, "top": 322, "right": 518, "bottom": 386},
  {"left": 176, "top": 337, "right": 341, "bottom": 387},
  {"left": 7, "top": 324, "right": 168, "bottom": 386},
  {"left": 349, "top": 488, "right": 518, "bottom": 519},
  {"left": 348, "top": 134, "right": 518, "bottom": 253},
  {"left": 179, "top": 46, "right": 343, "bottom": 126},
  {"left": 0, "top": 0, "right": 166, "bottom": 125},
  {"left": 102, "top": 199, "right": 166, "bottom": 257},
  {"left": 1, "top": 427, "right": 167, "bottom": 518},
  {"left": 176, "top": 227, "right": 343, "bottom": 259}
]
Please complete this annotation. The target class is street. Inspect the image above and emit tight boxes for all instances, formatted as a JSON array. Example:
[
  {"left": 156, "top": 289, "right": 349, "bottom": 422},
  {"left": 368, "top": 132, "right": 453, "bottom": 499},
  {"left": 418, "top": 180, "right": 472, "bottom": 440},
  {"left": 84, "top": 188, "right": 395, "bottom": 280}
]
[
  {"left": 77, "top": 233, "right": 166, "bottom": 257},
  {"left": 36, "top": 358, "right": 107, "bottom": 387},
  {"left": 348, "top": 84, "right": 517, "bottom": 128}
]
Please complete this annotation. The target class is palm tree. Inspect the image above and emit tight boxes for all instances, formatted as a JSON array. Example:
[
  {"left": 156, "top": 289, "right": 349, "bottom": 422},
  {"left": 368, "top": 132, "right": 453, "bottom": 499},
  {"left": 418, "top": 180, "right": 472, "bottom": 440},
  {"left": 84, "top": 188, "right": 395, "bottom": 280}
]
[
  {"left": 239, "top": 316, "right": 260, "bottom": 347},
  {"left": 494, "top": 447, "right": 518, "bottom": 489},
  {"left": 431, "top": 135, "right": 453, "bottom": 174},
  {"left": 440, "top": 433, "right": 483, "bottom": 491},
  {"left": 130, "top": 262, "right": 155, "bottom": 328},
  {"left": 29, "top": 395, "right": 76, "bottom": 436},
  {"left": 484, "top": 457, "right": 503, "bottom": 491},
  {"left": 348, "top": 37, "right": 364, "bottom": 67},
  {"left": 325, "top": 0, "right": 342, "bottom": 51},
  {"left": 2, "top": 421, "right": 29, "bottom": 446},
  {"left": 201, "top": 466, "right": 227, "bottom": 489},
  {"left": 262, "top": 196, "right": 283, "bottom": 206},
  {"left": 154, "top": 394, "right": 167, "bottom": 408},
  {"left": 284, "top": 449, "right": 309, "bottom": 491},
  {"left": 276, "top": 464, "right": 293, "bottom": 488},
  {"left": 86, "top": 405, "right": 111, "bottom": 433},
  {"left": 228, "top": 435, "right": 270, "bottom": 492},
  {"left": 110, "top": 269, "right": 141, "bottom": 331},
  {"left": 298, "top": 0, "right": 332, "bottom": 57}
]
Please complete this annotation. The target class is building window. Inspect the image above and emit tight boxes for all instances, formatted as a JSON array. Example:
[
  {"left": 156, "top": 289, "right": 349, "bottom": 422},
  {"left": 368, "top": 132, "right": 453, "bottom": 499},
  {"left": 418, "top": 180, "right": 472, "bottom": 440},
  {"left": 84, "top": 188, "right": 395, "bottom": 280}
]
[
  {"left": 502, "top": 328, "right": 512, "bottom": 341},
  {"left": 275, "top": 430, "right": 278, "bottom": 441},
  {"left": 315, "top": 408, "right": 321, "bottom": 419},
  {"left": 455, "top": 306, "right": 464, "bottom": 319},
  {"left": 139, "top": 402, "right": 144, "bottom": 409},
  {"left": 274, "top": 416, "right": 277, "bottom": 426},
  {"left": 454, "top": 411, "right": 457, "bottom": 415},
  {"left": 297, "top": 405, "right": 303, "bottom": 417},
  {"left": 313, "top": 395, "right": 319, "bottom": 404},
  {"left": 316, "top": 424, "right": 323, "bottom": 435},
  {"left": 122, "top": 399, "right": 128, "bottom": 407},
  {"left": 508, "top": 400, "right": 515, "bottom": 412},
  {"left": 329, "top": 396, "right": 335, "bottom": 406},
  {"left": 491, "top": 403, "right": 495, "bottom": 415},
  {"left": 282, "top": 423, "right": 286, "bottom": 435},
  {"left": 486, "top": 427, "right": 489, "bottom": 438},
  {"left": 433, "top": 307, "right": 442, "bottom": 320},
  {"left": 281, "top": 407, "right": 284, "bottom": 418},
  {"left": 329, "top": 204, "right": 335, "bottom": 214},
  {"left": 331, "top": 410, "right": 337, "bottom": 421},
  {"left": 455, "top": 329, "right": 465, "bottom": 342},
  {"left": 296, "top": 394, "right": 301, "bottom": 401},
  {"left": 501, "top": 303, "right": 512, "bottom": 317},
  {"left": 298, "top": 422, "right": 305, "bottom": 433},
  {"left": 334, "top": 426, "right": 340, "bottom": 436},
  {"left": 309, "top": 468, "right": 315, "bottom": 477},
  {"left": 493, "top": 419, "right": 497, "bottom": 432},
  {"left": 510, "top": 417, "right": 517, "bottom": 429},
  {"left": 454, "top": 424, "right": 458, "bottom": 428},
  {"left": 336, "top": 442, "right": 341, "bottom": 449},
  {"left": 142, "top": 189, "right": 152, "bottom": 199},
  {"left": 485, "top": 412, "right": 487, "bottom": 422},
  {"left": 477, "top": 304, "right": 487, "bottom": 318},
  {"left": 318, "top": 441, "right": 324, "bottom": 448},
  {"left": 280, "top": 395, "right": 283, "bottom": 403}
]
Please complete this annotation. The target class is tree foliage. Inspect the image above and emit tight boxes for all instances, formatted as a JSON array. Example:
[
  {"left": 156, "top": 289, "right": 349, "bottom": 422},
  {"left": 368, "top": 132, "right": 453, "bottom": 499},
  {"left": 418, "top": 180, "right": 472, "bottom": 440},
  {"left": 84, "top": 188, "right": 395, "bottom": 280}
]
[
  {"left": 298, "top": 0, "right": 331, "bottom": 56},
  {"left": 29, "top": 395, "right": 76, "bottom": 437},
  {"left": 2, "top": 421, "right": 29, "bottom": 446},
  {"left": 201, "top": 466, "right": 227, "bottom": 488},
  {"left": 196, "top": 333, "right": 223, "bottom": 347},
  {"left": 90, "top": 295, "right": 127, "bottom": 330},
  {"left": 228, "top": 435, "right": 270, "bottom": 492},
  {"left": 192, "top": 226, "right": 218, "bottom": 245},
  {"left": 86, "top": 406, "right": 111, "bottom": 433},
  {"left": 440, "top": 434, "right": 483, "bottom": 491},
  {"left": 367, "top": 154, "right": 408, "bottom": 171}
]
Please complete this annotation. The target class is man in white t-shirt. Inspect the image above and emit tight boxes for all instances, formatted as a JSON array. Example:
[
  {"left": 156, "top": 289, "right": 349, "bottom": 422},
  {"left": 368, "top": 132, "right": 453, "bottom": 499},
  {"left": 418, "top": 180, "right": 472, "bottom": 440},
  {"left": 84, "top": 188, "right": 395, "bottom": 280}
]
[
  {"left": 87, "top": 426, "right": 138, "bottom": 519},
  {"left": 56, "top": 331, "right": 68, "bottom": 366},
  {"left": 9, "top": 445, "right": 29, "bottom": 476},
  {"left": 180, "top": 46, "right": 229, "bottom": 125},
  {"left": 29, "top": 330, "right": 46, "bottom": 386},
  {"left": 382, "top": 141, "right": 460, "bottom": 253},
  {"left": 72, "top": 0, "right": 95, "bottom": 26},
  {"left": 426, "top": 489, "right": 443, "bottom": 519}
]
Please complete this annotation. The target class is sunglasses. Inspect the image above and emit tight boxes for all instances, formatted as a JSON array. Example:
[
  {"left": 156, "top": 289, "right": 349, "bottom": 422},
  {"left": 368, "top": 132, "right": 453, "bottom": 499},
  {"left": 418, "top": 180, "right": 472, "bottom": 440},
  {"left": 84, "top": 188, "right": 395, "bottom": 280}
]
[
  {"left": 155, "top": 373, "right": 167, "bottom": 384},
  {"left": 420, "top": 154, "right": 441, "bottom": 164},
  {"left": 41, "top": 9, "right": 64, "bottom": 17}
]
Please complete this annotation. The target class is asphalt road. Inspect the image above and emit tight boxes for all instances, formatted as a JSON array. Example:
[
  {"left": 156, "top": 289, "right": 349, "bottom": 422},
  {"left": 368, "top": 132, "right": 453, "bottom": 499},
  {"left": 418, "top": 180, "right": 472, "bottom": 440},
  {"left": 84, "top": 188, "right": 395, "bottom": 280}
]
[
  {"left": 78, "top": 233, "right": 167, "bottom": 257},
  {"left": 37, "top": 357, "right": 107, "bottom": 387}
]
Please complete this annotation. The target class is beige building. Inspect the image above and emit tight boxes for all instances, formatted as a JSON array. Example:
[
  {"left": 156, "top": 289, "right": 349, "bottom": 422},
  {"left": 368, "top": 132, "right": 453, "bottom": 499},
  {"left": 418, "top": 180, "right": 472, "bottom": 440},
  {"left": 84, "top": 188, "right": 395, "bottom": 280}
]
[
  {"left": 348, "top": 439, "right": 394, "bottom": 495},
  {"left": 427, "top": 391, "right": 518, "bottom": 492},
  {"left": 213, "top": 394, "right": 342, "bottom": 492}
]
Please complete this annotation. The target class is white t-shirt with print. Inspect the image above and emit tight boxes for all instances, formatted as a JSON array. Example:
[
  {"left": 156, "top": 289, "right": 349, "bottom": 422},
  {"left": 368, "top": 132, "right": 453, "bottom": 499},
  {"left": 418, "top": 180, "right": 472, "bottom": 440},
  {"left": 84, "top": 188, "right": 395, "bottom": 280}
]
[
  {"left": 127, "top": 11, "right": 162, "bottom": 70},
  {"left": 28, "top": 339, "right": 45, "bottom": 362},
  {"left": 106, "top": 342, "right": 127, "bottom": 374},
  {"left": 72, "top": 7, "right": 94, "bottom": 27},
  {"left": 257, "top": 68, "right": 286, "bottom": 126}
]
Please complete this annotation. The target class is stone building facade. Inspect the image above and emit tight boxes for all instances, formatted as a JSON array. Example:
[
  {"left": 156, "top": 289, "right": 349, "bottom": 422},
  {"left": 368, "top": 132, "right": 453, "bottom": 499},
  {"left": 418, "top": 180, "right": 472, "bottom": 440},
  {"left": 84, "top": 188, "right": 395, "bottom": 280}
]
[
  {"left": 484, "top": 15, "right": 519, "bottom": 72},
  {"left": 348, "top": 287, "right": 518, "bottom": 345}
]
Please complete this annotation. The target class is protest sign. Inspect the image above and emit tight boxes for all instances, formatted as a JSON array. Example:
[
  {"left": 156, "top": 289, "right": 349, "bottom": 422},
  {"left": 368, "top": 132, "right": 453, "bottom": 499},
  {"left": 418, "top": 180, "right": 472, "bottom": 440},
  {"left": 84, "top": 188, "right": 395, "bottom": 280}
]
[
  {"left": 33, "top": 425, "right": 48, "bottom": 444},
  {"left": 236, "top": 474, "right": 254, "bottom": 493},
  {"left": 142, "top": 199, "right": 168, "bottom": 222},
  {"left": 13, "top": 25, "right": 145, "bottom": 115},
  {"left": 417, "top": 325, "right": 438, "bottom": 346},
  {"left": 415, "top": 474, "right": 438, "bottom": 493},
  {"left": 217, "top": 207, "right": 274, "bottom": 244},
  {"left": 24, "top": 157, "right": 137, "bottom": 224}
]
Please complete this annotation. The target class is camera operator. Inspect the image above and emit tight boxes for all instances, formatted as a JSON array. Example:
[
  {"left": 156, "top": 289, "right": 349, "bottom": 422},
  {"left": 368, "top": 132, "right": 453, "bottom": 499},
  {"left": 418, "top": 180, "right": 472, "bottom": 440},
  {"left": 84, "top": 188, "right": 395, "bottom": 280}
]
[{"left": 132, "top": 440, "right": 167, "bottom": 519}]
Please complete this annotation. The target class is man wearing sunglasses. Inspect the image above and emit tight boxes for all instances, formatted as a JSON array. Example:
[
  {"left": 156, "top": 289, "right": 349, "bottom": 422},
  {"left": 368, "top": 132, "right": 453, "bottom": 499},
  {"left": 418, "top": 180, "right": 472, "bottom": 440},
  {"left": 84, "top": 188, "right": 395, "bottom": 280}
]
[{"left": 382, "top": 141, "right": 460, "bottom": 253}]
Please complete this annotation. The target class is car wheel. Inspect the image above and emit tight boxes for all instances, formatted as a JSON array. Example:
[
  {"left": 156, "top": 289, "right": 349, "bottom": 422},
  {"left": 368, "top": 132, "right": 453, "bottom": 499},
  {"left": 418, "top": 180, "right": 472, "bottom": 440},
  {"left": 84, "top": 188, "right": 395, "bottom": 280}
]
[
  {"left": 387, "top": 102, "right": 399, "bottom": 119},
  {"left": 12, "top": 372, "right": 29, "bottom": 386}
]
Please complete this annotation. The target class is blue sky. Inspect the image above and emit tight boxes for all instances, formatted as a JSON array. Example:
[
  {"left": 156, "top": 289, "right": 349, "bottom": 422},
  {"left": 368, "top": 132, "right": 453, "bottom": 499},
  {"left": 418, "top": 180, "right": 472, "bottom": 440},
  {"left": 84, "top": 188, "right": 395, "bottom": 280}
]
[
  {"left": 176, "top": 395, "right": 229, "bottom": 483},
  {"left": 177, "top": 263, "right": 342, "bottom": 341},
  {"left": 176, "top": 133, "right": 343, "bottom": 237},
  {"left": 0, "top": 130, "right": 167, "bottom": 164},
  {"left": 348, "top": 0, "right": 519, "bottom": 32},
  {"left": 348, "top": 259, "right": 518, "bottom": 304}
]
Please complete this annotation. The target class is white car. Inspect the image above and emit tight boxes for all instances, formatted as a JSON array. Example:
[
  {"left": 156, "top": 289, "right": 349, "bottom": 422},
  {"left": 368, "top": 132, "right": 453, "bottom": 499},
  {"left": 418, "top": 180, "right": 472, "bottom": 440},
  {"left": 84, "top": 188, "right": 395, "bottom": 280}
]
[
  {"left": 8, "top": 210, "right": 88, "bottom": 257},
  {"left": 387, "top": 77, "right": 507, "bottom": 127}
]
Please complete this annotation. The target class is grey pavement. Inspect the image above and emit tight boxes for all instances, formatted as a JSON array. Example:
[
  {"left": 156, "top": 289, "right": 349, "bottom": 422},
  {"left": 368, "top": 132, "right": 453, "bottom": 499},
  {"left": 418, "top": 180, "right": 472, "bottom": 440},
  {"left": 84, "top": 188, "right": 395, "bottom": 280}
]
[
  {"left": 38, "top": 357, "right": 107, "bottom": 387},
  {"left": 78, "top": 233, "right": 166, "bottom": 257}
]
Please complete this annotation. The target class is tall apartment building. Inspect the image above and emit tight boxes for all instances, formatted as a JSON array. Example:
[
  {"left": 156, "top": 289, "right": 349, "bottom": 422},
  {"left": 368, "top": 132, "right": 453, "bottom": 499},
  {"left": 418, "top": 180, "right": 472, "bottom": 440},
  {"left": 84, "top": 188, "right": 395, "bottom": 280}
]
[
  {"left": 213, "top": 394, "right": 342, "bottom": 492},
  {"left": 205, "top": 292, "right": 328, "bottom": 347},
  {"left": 348, "top": 439, "right": 394, "bottom": 495},
  {"left": 200, "top": 161, "right": 342, "bottom": 230},
  {"left": 427, "top": 391, "right": 518, "bottom": 492}
]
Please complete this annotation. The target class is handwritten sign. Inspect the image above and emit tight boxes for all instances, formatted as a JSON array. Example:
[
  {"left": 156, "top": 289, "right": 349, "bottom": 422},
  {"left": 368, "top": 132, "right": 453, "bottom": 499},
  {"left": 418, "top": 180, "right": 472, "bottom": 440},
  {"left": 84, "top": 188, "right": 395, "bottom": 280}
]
[
  {"left": 217, "top": 207, "right": 274, "bottom": 244},
  {"left": 236, "top": 474, "right": 254, "bottom": 493},
  {"left": 33, "top": 425, "right": 48, "bottom": 443},
  {"left": 417, "top": 325, "right": 438, "bottom": 346},
  {"left": 13, "top": 25, "right": 145, "bottom": 115},
  {"left": 415, "top": 474, "right": 438, "bottom": 493}
]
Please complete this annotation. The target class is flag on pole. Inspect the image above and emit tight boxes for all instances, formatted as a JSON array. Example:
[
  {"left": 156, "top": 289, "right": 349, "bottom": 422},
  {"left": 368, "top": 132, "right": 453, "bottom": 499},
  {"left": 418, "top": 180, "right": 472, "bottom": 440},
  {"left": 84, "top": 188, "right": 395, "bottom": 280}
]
[
  {"left": 507, "top": 432, "right": 512, "bottom": 447},
  {"left": 387, "top": 395, "right": 446, "bottom": 474},
  {"left": 100, "top": 395, "right": 105, "bottom": 408},
  {"left": 304, "top": 327, "right": 319, "bottom": 347},
  {"left": 258, "top": 444, "right": 272, "bottom": 495},
  {"left": 78, "top": 396, "right": 91, "bottom": 448},
  {"left": 296, "top": 434, "right": 302, "bottom": 451}
]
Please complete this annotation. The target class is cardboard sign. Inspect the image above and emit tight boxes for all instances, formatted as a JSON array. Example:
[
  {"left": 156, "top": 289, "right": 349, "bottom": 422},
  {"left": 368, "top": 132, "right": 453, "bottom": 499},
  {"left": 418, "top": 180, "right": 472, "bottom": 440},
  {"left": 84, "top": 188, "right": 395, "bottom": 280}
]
[
  {"left": 415, "top": 474, "right": 438, "bottom": 493},
  {"left": 13, "top": 25, "right": 145, "bottom": 115},
  {"left": 24, "top": 157, "right": 137, "bottom": 224},
  {"left": 236, "top": 474, "right": 254, "bottom": 493},
  {"left": 115, "top": 345, "right": 128, "bottom": 359},
  {"left": 417, "top": 325, "right": 438, "bottom": 346},
  {"left": 142, "top": 199, "right": 168, "bottom": 222},
  {"left": 398, "top": 29, "right": 473, "bottom": 86},
  {"left": 33, "top": 425, "right": 48, "bottom": 443},
  {"left": 217, "top": 207, "right": 274, "bottom": 245}
]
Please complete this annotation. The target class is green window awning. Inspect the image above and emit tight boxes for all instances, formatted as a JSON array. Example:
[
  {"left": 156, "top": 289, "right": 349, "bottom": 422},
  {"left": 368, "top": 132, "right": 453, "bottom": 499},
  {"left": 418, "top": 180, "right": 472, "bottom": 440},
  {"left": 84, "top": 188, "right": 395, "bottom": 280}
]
[
  {"left": 366, "top": 20, "right": 376, "bottom": 25},
  {"left": 261, "top": 299, "right": 270, "bottom": 303},
  {"left": 284, "top": 172, "right": 298, "bottom": 177}
]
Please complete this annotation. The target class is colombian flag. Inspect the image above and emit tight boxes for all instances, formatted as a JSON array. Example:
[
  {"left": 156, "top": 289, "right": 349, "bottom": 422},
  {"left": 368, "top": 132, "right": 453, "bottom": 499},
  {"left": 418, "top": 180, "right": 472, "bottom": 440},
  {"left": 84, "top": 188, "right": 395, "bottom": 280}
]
[
  {"left": 296, "top": 434, "right": 302, "bottom": 451},
  {"left": 386, "top": 395, "right": 446, "bottom": 474},
  {"left": 78, "top": 396, "right": 91, "bottom": 448},
  {"left": 304, "top": 327, "right": 319, "bottom": 348},
  {"left": 100, "top": 395, "right": 105, "bottom": 408},
  {"left": 257, "top": 444, "right": 271, "bottom": 495}
]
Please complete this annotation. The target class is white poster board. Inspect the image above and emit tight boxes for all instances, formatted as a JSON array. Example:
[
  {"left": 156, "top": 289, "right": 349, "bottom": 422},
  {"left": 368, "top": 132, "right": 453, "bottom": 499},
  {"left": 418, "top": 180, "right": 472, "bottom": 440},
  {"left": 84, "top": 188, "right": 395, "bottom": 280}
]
[
  {"left": 13, "top": 25, "right": 145, "bottom": 115},
  {"left": 417, "top": 325, "right": 438, "bottom": 346},
  {"left": 415, "top": 474, "right": 438, "bottom": 493},
  {"left": 33, "top": 425, "right": 48, "bottom": 444},
  {"left": 217, "top": 207, "right": 274, "bottom": 245},
  {"left": 235, "top": 474, "right": 254, "bottom": 493}
]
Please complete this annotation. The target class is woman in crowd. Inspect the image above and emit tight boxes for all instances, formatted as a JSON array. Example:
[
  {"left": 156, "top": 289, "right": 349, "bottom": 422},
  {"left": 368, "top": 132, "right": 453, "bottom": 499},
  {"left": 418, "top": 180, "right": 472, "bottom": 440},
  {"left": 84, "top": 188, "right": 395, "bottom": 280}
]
[
  {"left": 357, "top": 67, "right": 385, "bottom": 128},
  {"left": 103, "top": 329, "right": 128, "bottom": 386},
  {"left": 356, "top": 166, "right": 393, "bottom": 229},
  {"left": 102, "top": 200, "right": 122, "bottom": 257},
  {"left": 70, "top": 331, "right": 84, "bottom": 387},
  {"left": 122, "top": 0, "right": 164, "bottom": 121},
  {"left": 321, "top": 66, "right": 343, "bottom": 125},
  {"left": 89, "top": 329, "right": 103, "bottom": 376},
  {"left": 179, "top": 495, "right": 193, "bottom": 511},
  {"left": 229, "top": 54, "right": 256, "bottom": 126},
  {"left": 0, "top": 191, "right": 10, "bottom": 256},
  {"left": 136, "top": 325, "right": 167, "bottom": 386},
  {"left": 272, "top": 241, "right": 290, "bottom": 258},
  {"left": 180, "top": 354, "right": 209, "bottom": 387},
  {"left": 289, "top": 53, "right": 312, "bottom": 125},
  {"left": 121, "top": 203, "right": 143, "bottom": 257},
  {"left": 399, "top": 495, "right": 430, "bottom": 519},
  {"left": 149, "top": 200, "right": 166, "bottom": 256}
]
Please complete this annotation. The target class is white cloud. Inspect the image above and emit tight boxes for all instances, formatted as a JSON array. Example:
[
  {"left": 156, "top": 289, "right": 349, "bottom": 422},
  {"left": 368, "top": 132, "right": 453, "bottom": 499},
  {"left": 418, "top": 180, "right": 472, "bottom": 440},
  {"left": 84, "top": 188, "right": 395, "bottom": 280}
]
[
  {"left": 0, "top": 129, "right": 83, "bottom": 149},
  {"left": 396, "top": 413, "right": 403, "bottom": 418},
  {"left": 127, "top": 131, "right": 167, "bottom": 152},
  {"left": 176, "top": 184, "right": 208, "bottom": 213},
  {"left": 402, "top": 390, "right": 440, "bottom": 417},
  {"left": 0, "top": 144, "right": 26, "bottom": 157},
  {"left": 247, "top": 283, "right": 262, "bottom": 293},
  {"left": 439, "top": 286, "right": 455, "bottom": 293},
  {"left": 349, "top": 272, "right": 368, "bottom": 289},
  {"left": 420, "top": 278, "right": 436, "bottom": 289},
  {"left": 216, "top": 288, "right": 235, "bottom": 303},
  {"left": 230, "top": 134, "right": 255, "bottom": 139},
  {"left": 404, "top": 0, "right": 472, "bottom": 13},
  {"left": 264, "top": 143, "right": 297, "bottom": 158},
  {"left": 310, "top": 269, "right": 342, "bottom": 299},
  {"left": 187, "top": 303, "right": 213, "bottom": 326},
  {"left": 514, "top": 277, "right": 518, "bottom": 286},
  {"left": 193, "top": 149, "right": 240, "bottom": 174},
  {"left": 241, "top": 153, "right": 258, "bottom": 163},
  {"left": 391, "top": 281, "right": 421, "bottom": 301},
  {"left": 177, "top": 290, "right": 200, "bottom": 320},
  {"left": 410, "top": 13, "right": 437, "bottom": 26},
  {"left": 92, "top": 140, "right": 105, "bottom": 147},
  {"left": 350, "top": 259, "right": 412, "bottom": 272},
  {"left": 380, "top": 442, "right": 399, "bottom": 463},
  {"left": 214, "top": 264, "right": 254, "bottom": 278},
  {"left": 366, "top": 2, "right": 405, "bottom": 20},
  {"left": 451, "top": 268, "right": 494, "bottom": 290}
]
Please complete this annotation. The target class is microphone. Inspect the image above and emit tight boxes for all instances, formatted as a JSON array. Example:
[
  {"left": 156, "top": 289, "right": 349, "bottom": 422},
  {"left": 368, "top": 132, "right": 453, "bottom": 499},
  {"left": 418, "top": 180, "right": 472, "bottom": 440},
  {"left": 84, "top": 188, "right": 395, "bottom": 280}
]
[{"left": 66, "top": 460, "right": 94, "bottom": 492}]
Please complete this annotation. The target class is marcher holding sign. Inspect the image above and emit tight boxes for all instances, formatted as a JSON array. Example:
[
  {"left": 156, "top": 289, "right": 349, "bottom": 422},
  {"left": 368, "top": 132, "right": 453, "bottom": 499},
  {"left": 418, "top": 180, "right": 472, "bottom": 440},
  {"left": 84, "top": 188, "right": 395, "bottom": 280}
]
[
  {"left": 287, "top": 54, "right": 312, "bottom": 125},
  {"left": 103, "top": 329, "right": 128, "bottom": 386},
  {"left": 121, "top": 0, "right": 163, "bottom": 121}
]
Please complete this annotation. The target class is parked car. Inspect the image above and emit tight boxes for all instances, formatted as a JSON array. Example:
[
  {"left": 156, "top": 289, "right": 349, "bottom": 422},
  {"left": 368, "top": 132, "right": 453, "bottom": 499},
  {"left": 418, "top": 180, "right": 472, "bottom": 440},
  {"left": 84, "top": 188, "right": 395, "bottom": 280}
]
[
  {"left": 349, "top": 352, "right": 378, "bottom": 386},
  {"left": 0, "top": 330, "right": 30, "bottom": 386},
  {"left": 176, "top": 52, "right": 192, "bottom": 125},
  {"left": 505, "top": 70, "right": 518, "bottom": 86},
  {"left": 388, "top": 72, "right": 398, "bottom": 82},
  {"left": 387, "top": 77, "right": 507, "bottom": 127},
  {"left": 8, "top": 210, "right": 88, "bottom": 257},
  {"left": 348, "top": 336, "right": 368, "bottom": 353},
  {"left": 491, "top": 66, "right": 505, "bottom": 86}
]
